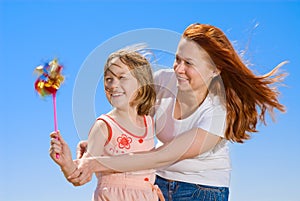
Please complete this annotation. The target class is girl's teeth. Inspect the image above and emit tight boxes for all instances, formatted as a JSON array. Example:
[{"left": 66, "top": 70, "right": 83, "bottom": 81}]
[{"left": 111, "top": 93, "right": 123, "bottom": 97}]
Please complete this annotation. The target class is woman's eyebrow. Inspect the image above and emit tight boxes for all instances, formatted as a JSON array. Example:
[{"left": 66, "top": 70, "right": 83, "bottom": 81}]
[{"left": 176, "top": 54, "right": 194, "bottom": 62}]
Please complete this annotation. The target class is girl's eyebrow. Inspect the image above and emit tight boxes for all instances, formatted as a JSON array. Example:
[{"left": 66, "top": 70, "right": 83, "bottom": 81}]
[
  {"left": 106, "top": 68, "right": 117, "bottom": 77},
  {"left": 106, "top": 65, "right": 129, "bottom": 77}
]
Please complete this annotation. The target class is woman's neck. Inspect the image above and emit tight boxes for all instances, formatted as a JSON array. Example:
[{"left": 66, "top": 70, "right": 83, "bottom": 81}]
[{"left": 174, "top": 89, "right": 208, "bottom": 120}]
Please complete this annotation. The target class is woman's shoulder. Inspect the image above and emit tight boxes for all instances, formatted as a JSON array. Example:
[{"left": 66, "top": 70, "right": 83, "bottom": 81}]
[
  {"left": 154, "top": 68, "right": 177, "bottom": 94},
  {"left": 154, "top": 68, "right": 175, "bottom": 81},
  {"left": 199, "top": 95, "right": 226, "bottom": 116}
]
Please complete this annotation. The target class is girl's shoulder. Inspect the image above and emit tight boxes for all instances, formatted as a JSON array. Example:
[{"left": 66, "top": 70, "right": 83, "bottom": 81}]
[{"left": 95, "top": 114, "right": 115, "bottom": 133}]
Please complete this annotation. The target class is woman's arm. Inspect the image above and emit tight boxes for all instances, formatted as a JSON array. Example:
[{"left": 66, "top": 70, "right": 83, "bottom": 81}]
[
  {"left": 68, "top": 127, "right": 221, "bottom": 185},
  {"left": 100, "top": 127, "right": 220, "bottom": 171}
]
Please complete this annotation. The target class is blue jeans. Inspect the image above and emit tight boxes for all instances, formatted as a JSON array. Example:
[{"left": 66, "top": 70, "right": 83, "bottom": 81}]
[{"left": 155, "top": 175, "right": 229, "bottom": 201}]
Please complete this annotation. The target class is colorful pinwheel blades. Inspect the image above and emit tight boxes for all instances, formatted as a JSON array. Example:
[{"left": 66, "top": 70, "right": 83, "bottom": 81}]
[{"left": 34, "top": 59, "right": 64, "bottom": 97}]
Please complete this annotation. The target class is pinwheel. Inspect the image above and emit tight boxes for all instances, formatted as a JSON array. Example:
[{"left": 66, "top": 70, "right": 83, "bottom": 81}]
[{"left": 34, "top": 59, "right": 64, "bottom": 158}]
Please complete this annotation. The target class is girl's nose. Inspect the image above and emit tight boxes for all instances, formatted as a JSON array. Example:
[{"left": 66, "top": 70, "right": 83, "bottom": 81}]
[{"left": 105, "top": 79, "right": 119, "bottom": 92}]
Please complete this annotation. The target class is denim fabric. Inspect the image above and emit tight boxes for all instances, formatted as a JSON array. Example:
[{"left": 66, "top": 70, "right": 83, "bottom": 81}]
[{"left": 155, "top": 175, "right": 229, "bottom": 201}]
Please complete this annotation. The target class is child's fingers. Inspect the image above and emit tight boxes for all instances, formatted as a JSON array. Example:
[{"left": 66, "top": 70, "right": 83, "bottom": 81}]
[
  {"left": 50, "top": 132, "right": 59, "bottom": 141},
  {"left": 50, "top": 137, "right": 61, "bottom": 145},
  {"left": 50, "top": 136, "right": 63, "bottom": 156},
  {"left": 52, "top": 144, "right": 62, "bottom": 153},
  {"left": 49, "top": 142, "right": 62, "bottom": 154},
  {"left": 49, "top": 146, "right": 59, "bottom": 160},
  {"left": 50, "top": 130, "right": 67, "bottom": 145},
  {"left": 50, "top": 139, "right": 62, "bottom": 151}
]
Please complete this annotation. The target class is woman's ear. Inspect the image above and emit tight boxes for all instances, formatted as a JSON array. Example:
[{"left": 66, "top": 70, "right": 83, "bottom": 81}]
[{"left": 212, "top": 69, "right": 221, "bottom": 78}]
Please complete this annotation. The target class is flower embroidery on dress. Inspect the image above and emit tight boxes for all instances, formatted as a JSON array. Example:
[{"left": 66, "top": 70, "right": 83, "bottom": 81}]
[{"left": 117, "top": 134, "right": 132, "bottom": 149}]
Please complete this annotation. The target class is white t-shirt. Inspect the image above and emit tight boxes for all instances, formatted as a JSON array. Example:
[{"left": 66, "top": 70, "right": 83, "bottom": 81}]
[{"left": 154, "top": 69, "right": 231, "bottom": 187}]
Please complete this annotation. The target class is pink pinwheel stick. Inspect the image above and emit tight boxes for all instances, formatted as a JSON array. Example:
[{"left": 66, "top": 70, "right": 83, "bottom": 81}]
[
  {"left": 53, "top": 92, "right": 60, "bottom": 159},
  {"left": 53, "top": 92, "right": 58, "bottom": 131}
]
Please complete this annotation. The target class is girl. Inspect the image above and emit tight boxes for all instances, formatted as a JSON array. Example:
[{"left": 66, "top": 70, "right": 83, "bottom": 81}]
[{"left": 50, "top": 46, "right": 164, "bottom": 201}]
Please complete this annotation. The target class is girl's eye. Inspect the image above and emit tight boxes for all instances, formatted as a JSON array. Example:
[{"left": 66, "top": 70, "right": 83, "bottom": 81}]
[
  {"left": 119, "top": 75, "right": 128, "bottom": 80},
  {"left": 105, "top": 77, "right": 112, "bottom": 82}
]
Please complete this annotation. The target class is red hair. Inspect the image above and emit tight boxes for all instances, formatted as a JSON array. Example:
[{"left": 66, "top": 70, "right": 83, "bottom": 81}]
[{"left": 183, "top": 23, "right": 286, "bottom": 143}]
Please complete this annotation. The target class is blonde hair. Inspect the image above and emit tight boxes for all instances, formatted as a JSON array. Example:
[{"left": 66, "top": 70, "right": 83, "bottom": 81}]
[
  {"left": 104, "top": 45, "right": 156, "bottom": 115},
  {"left": 183, "top": 23, "right": 287, "bottom": 143}
]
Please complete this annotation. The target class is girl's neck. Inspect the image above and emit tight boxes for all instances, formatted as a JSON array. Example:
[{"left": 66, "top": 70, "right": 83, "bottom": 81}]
[{"left": 109, "top": 107, "right": 144, "bottom": 128}]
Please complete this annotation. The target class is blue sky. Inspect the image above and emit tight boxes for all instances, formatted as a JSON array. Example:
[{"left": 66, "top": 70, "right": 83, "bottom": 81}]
[{"left": 1, "top": 1, "right": 300, "bottom": 201}]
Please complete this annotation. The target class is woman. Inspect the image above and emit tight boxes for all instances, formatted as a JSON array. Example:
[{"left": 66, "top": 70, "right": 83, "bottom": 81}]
[{"left": 50, "top": 23, "right": 286, "bottom": 201}]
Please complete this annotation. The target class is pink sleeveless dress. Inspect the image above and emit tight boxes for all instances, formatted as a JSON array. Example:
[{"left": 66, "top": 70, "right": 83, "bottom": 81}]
[{"left": 92, "top": 114, "right": 164, "bottom": 201}]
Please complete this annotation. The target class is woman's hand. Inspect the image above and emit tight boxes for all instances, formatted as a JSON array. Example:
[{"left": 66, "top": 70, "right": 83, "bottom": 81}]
[
  {"left": 67, "top": 158, "right": 95, "bottom": 186},
  {"left": 76, "top": 140, "right": 88, "bottom": 159}
]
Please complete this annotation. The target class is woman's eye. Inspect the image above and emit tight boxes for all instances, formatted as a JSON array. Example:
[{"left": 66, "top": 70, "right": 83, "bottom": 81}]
[{"left": 185, "top": 61, "right": 192, "bottom": 65}]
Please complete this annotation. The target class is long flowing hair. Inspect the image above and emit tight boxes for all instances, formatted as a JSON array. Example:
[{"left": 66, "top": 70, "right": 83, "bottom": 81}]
[{"left": 183, "top": 23, "right": 287, "bottom": 143}]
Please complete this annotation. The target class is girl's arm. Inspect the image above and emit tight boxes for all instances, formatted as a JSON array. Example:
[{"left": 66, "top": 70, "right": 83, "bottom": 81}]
[
  {"left": 49, "top": 131, "right": 77, "bottom": 178},
  {"left": 68, "top": 127, "right": 221, "bottom": 185},
  {"left": 85, "top": 119, "right": 108, "bottom": 159},
  {"left": 67, "top": 119, "right": 109, "bottom": 186},
  {"left": 50, "top": 119, "right": 108, "bottom": 186}
]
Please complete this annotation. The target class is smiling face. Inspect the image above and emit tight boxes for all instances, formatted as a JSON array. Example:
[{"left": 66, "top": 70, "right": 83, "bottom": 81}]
[
  {"left": 173, "top": 37, "right": 216, "bottom": 94},
  {"left": 104, "top": 57, "right": 139, "bottom": 110}
]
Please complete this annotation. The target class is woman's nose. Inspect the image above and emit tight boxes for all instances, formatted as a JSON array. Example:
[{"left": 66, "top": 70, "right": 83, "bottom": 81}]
[{"left": 174, "top": 62, "right": 185, "bottom": 73}]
